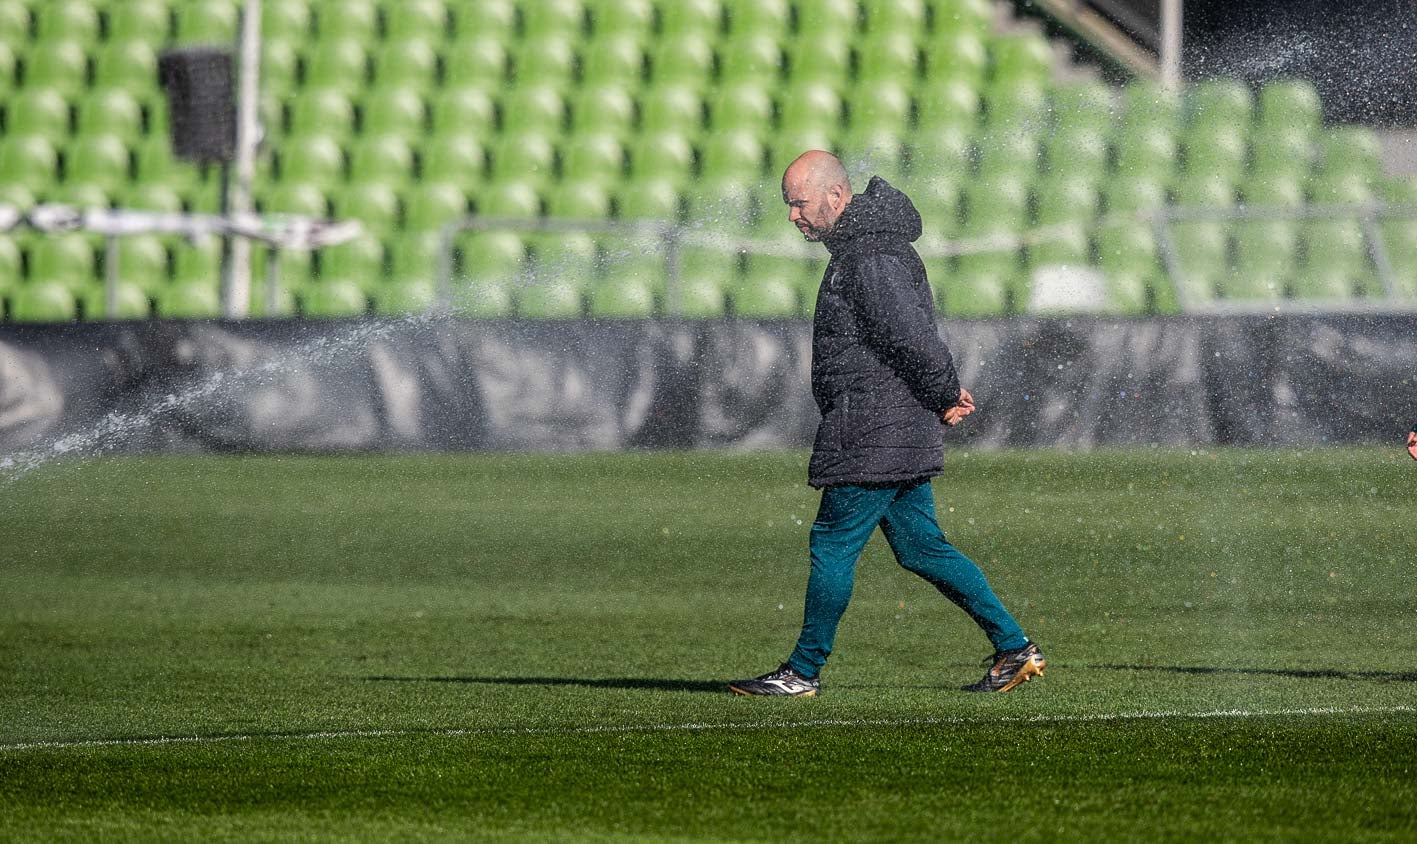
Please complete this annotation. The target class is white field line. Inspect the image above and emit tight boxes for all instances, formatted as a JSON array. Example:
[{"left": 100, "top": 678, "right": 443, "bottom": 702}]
[{"left": 1, "top": 704, "right": 1413, "bottom": 754}]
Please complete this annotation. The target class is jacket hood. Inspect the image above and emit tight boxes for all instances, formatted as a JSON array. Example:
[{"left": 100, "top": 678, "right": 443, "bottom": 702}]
[{"left": 822, "top": 176, "right": 922, "bottom": 254}]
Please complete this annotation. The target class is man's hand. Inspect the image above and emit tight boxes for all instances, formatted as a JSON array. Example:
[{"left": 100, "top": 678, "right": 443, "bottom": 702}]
[
  {"left": 1407, "top": 430, "right": 1416, "bottom": 461},
  {"left": 941, "top": 388, "right": 975, "bottom": 427}
]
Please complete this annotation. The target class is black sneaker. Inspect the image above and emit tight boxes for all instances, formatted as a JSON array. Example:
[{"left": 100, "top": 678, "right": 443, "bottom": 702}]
[
  {"left": 962, "top": 642, "right": 1046, "bottom": 693},
  {"left": 728, "top": 664, "right": 820, "bottom": 697}
]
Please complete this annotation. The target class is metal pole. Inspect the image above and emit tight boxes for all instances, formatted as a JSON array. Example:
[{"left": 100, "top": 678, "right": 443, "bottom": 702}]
[
  {"left": 1160, "top": 0, "right": 1183, "bottom": 90},
  {"left": 222, "top": 0, "right": 262, "bottom": 318}
]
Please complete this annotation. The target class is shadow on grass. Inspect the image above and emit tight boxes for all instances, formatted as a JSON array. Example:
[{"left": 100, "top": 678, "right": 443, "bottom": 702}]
[
  {"left": 1092, "top": 664, "right": 1417, "bottom": 683},
  {"left": 363, "top": 676, "right": 727, "bottom": 693}
]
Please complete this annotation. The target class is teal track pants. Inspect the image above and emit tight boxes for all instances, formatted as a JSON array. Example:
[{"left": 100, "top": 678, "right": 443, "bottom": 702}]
[{"left": 787, "top": 480, "right": 1027, "bottom": 679}]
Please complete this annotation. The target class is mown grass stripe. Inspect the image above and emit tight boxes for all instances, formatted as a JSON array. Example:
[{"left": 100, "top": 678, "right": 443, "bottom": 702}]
[{"left": 4, "top": 704, "right": 1413, "bottom": 754}]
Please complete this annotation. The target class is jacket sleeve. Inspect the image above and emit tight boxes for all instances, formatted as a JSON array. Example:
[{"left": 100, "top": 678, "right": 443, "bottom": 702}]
[{"left": 848, "top": 253, "right": 962, "bottom": 413}]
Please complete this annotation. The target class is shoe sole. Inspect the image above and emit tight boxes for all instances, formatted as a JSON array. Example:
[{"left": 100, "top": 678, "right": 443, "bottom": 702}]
[
  {"left": 727, "top": 683, "right": 818, "bottom": 697},
  {"left": 993, "top": 655, "right": 1046, "bottom": 693}
]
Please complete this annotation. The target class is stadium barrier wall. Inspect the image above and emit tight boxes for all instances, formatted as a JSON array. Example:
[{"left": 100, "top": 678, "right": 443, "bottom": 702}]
[{"left": 1, "top": 315, "right": 1414, "bottom": 457}]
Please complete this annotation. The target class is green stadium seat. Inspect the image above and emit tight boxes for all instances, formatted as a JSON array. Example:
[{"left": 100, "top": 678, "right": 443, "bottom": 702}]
[
  {"left": 36, "top": 1, "right": 101, "bottom": 44},
  {"left": 989, "top": 32, "right": 1053, "bottom": 83},
  {"left": 0, "top": 182, "right": 34, "bottom": 214},
  {"left": 80, "top": 280, "right": 152, "bottom": 321},
  {"left": 1318, "top": 127, "right": 1382, "bottom": 180},
  {"left": 1302, "top": 220, "right": 1369, "bottom": 275},
  {"left": 0, "top": 1, "right": 29, "bottom": 43},
  {"left": 64, "top": 135, "right": 131, "bottom": 191},
  {"left": 1309, "top": 171, "right": 1374, "bottom": 205},
  {"left": 361, "top": 87, "right": 429, "bottom": 138},
  {"left": 547, "top": 179, "right": 612, "bottom": 218},
  {"left": 385, "top": 0, "right": 448, "bottom": 40},
  {"left": 429, "top": 85, "right": 497, "bottom": 136},
  {"left": 452, "top": 0, "right": 515, "bottom": 38},
  {"left": 11, "top": 281, "right": 78, "bottom": 322},
  {"left": 421, "top": 132, "right": 488, "bottom": 191},
  {"left": 476, "top": 180, "right": 542, "bottom": 219},
  {"left": 112, "top": 235, "right": 170, "bottom": 292},
  {"left": 1217, "top": 267, "right": 1284, "bottom": 303},
  {"left": 684, "top": 177, "right": 756, "bottom": 230},
  {"left": 459, "top": 230, "right": 525, "bottom": 278},
  {"left": 303, "top": 39, "right": 369, "bottom": 93},
  {"left": 403, "top": 182, "right": 468, "bottom": 231},
  {"left": 184, "top": 177, "right": 226, "bottom": 214},
  {"left": 314, "top": 0, "right": 377, "bottom": 40},
  {"left": 674, "top": 273, "right": 728, "bottom": 318},
  {"left": 451, "top": 277, "right": 515, "bottom": 317},
  {"left": 1026, "top": 223, "right": 1089, "bottom": 268},
  {"left": 1185, "top": 79, "right": 1253, "bottom": 129},
  {"left": 588, "top": 277, "right": 655, "bottom": 317},
  {"left": 984, "top": 78, "right": 1048, "bottom": 127},
  {"left": 1290, "top": 268, "right": 1358, "bottom": 302},
  {"left": 1113, "top": 123, "right": 1177, "bottom": 177},
  {"left": 1182, "top": 123, "right": 1247, "bottom": 179},
  {"left": 6, "top": 88, "right": 71, "bottom": 138},
  {"left": 570, "top": 84, "right": 636, "bottom": 133},
  {"left": 786, "top": 34, "right": 851, "bottom": 85},
  {"left": 263, "top": 0, "right": 314, "bottom": 39},
  {"left": 732, "top": 276, "right": 798, "bottom": 317},
  {"left": 109, "top": 0, "right": 171, "bottom": 44},
  {"left": 1100, "top": 171, "right": 1165, "bottom": 227},
  {"left": 906, "top": 124, "right": 973, "bottom": 177},
  {"left": 857, "top": 32, "right": 919, "bottom": 83},
  {"left": 617, "top": 179, "right": 680, "bottom": 221},
  {"left": 301, "top": 279, "right": 369, "bottom": 317},
  {"left": 779, "top": 82, "right": 843, "bottom": 133},
  {"left": 581, "top": 35, "right": 646, "bottom": 84},
  {"left": 389, "top": 231, "right": 443, "bottom": 283},
  {"left": 529, "top": 232, "right": 598, "bottom": 276},
  {"left": 630, "top": 132, "right": 695, "bottom": 183},
  {"left": 1234, "top": 219, "right": 1298, "bottom": 276},
  {"left": 75, "top": 89, "right": 144, "bottom": 140},
  {"left": 699, "top": 130, "right": 764, "bottom": 182},
  {"left": 1034, "top": 175, "right": 1099, "bottom": 224},
  {"left": 443, "top": 36, "right": 508, "bottom": 87},
  {"left": 278, "top": 135, "right": 345, "bottom": 186},
  {"left": 848, "top": 79, "right": 912, "bottom": 130},
  {"left": 724, "top": 0, "right": 788, "bottom": 34},
  {"left": 1043, "top": 125, "right": 1108, "bottom": 177},
  {"left": 924, "top": 30, "right": 988, "bottom": 82},
  {"left": 708, "top": 83, "right": 776, "bottom": 130},
  {"left": 863, "top": 0, "right": 924, "bottom": 34},
  {"left": 132, "top": 139, "right": 195, "bottom": 192},
  {"left": 22, "top": 40, "right": 88, "bottom": 93},
  {"left": 1050, "top": 81, "right": 1115, "bottom": 131},
  {"left": 489, "top": 132, "right": 556, "bottom": 184},
  {"left": 261, "top": 182, "right": 329, "bottom": 217},
  {"left": 659, "top": 0, "right": 721, "bottom": 35},
  {"left": 348, "top": 135, "right": 415, "bottom": 184},
  {"left": 170, "top": 236, "right": 223, "bottom": 285},
  {"left": 1121, "top": 81, "right": 1183, "bottom": 131},
  {"left": 916, "top": 77, "right": 982, "bottom": 130},
  {"left": 718, "top": 33, "right": 784, "bottom": 84},
  {"left": 1173, "top": 174, "right": 1235, "bottom": 208},
  {"left": 512, "top": 35, "right": 577, "bottom": 85},
  {"left": 47, "top": 181, "right": 110, "bottom": 209},
  {"left": 561, "top": 132, "right": 625, "bottom": 182},
  {"left": 333, "top": 182, "right": 401, "bottom": 232},
  {"left": 1257, "top": 78, "right": 1322, "bottom": 131},
  {"left": 842, "top": 125, "right": 905, "bottom": 180},
  {"left": 1170, "top": 221, "right": 1228, "bottom": 277},
  {"left": 373, "top": 278, "right": 436, "bottom": 315},
  {"left": 500, "top": 84, "right": 567, "bottom": 134},
  {"left": 521, "top": 0, "right": 585, "bottom": 36},
  {"left": 1241, "top": 173, "right": 1305, "bottom": 208},
  {"left": 935, "top": 266, "right": 1009, "bottom": 317},
  {"left": 1095, "top": 223, "right": 1158, "bottom": 276},
  {"left": 372, "top": 39, "right": 439, "bottom": 89},
  {"left": 174, "top": 0, "right": 239, "bottom": 44},
  {"left": 92, "top": 40, "right": 160, "bottom": 91},
  {"left": 767, "top": 129, "right": 835, "bottom": 179},
  {"left": 0, "top": 41, "right": 16, "bottom": 94},
  {"left": 285, "top": 87, "right": 358, "bottom": 138},
  {"left": 650, "top": 34, "right": 716, "bottom": 85},
  {"left": 28, "top": 234, "right": 95, "bottom": 289},
  {"left": 976, "top": 130, "right": 1041, "bottom": 178},
  {"left": 322, "top": 233, "right": 386, "bottom": 292},
  {"left": 908, "top": 179, "right": 961, "bottom": 233},
  {"left": 1250, "top": 125, "right": 1314, "bottom": 176},
  {"left": 587, "top": 0, "right": 653, "bottom": 34},
  {"left": 516, "top": 279, "right": 584, "bottom": 318},
  {"left": 796, "top": 0, "right": 857, "bottom": 35},
  {"left": 639, "top": 84, "right": 705, "bottom": 133}
]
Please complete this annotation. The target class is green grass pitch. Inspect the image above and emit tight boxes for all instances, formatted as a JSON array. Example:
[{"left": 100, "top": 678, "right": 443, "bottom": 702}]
[{"left": 1, "top": 448, "right": 1414, "bottom": 841}]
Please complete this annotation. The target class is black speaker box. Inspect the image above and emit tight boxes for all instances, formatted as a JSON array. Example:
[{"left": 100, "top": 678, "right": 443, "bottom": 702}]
[{"left": 158, "top": 47, "right": 237, "bottom": 164}]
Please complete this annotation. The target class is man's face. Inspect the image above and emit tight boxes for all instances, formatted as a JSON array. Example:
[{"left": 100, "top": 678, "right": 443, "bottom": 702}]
[{"left": 782, "top": 177, "right": 842, "bottom": 242}]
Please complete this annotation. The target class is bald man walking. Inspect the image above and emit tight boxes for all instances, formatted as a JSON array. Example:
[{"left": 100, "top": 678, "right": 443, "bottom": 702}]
[{"left": 729, "top": 152, "right": 1044, "bottom": 696}]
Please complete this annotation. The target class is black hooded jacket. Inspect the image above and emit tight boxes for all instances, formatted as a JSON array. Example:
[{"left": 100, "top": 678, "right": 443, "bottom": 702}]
[{"left": 807, "top": 176, "right": 962, "bottom": 489}]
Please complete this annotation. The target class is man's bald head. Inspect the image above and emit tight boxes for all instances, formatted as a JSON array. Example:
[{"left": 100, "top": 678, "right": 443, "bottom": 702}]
[{"left": 782, "top": 150, "right": 853, "bottom": 242}]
